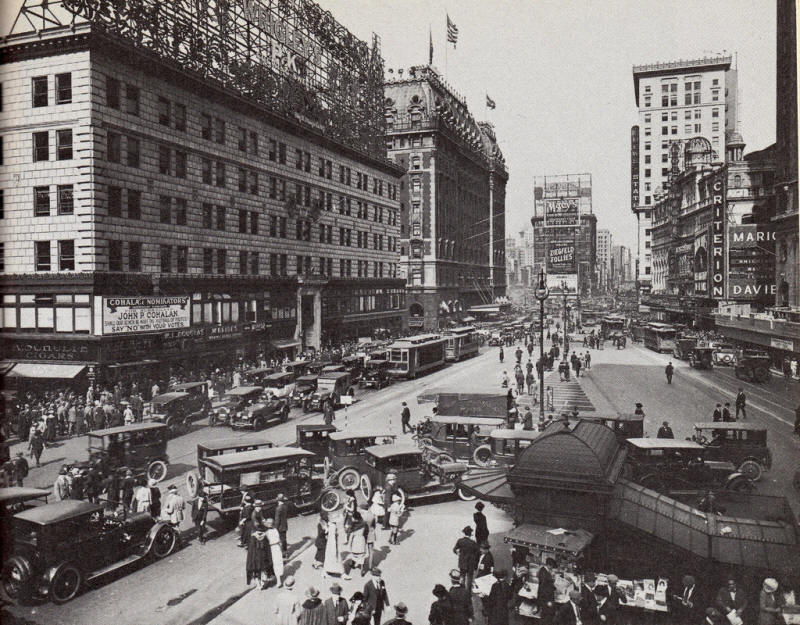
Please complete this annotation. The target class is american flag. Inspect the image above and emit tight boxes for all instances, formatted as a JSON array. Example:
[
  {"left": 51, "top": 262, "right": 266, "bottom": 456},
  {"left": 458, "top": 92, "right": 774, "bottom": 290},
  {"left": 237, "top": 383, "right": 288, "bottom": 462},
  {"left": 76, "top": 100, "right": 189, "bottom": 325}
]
[
  {"left": 486, "top": 94, "right": 496, "bottom": 110},
  {"left": 447, "top": 15, "right": 458, "bottom": 47}
]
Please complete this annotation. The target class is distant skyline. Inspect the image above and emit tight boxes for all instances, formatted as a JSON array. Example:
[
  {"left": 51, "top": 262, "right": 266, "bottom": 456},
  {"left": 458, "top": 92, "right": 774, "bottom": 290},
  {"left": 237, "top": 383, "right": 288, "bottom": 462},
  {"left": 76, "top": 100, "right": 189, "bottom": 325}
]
[{"left": 0, "top": 0, "right": 777, "bottom": 248}]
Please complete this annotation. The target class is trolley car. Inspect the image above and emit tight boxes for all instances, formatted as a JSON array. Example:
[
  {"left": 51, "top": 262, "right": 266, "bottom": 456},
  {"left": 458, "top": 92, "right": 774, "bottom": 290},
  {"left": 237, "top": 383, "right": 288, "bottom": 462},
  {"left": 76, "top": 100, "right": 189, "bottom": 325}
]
[
  {"left": 643, "top": 322, "right": 677, "bottom": 353},
  {"left": 600, "top": 315, "right": 626, "bottom": 339},
  {"left": 443, "top": 326, "right": 479, "bottom": 361},
  {"left": 387, "top": 334, "right": 447, "bottom": 379}
]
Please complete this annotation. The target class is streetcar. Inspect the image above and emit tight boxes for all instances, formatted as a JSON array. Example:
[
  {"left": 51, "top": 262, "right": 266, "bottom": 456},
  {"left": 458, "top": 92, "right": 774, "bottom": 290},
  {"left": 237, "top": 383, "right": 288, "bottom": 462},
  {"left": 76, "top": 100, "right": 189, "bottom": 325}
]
[
  {"left": 600, "top": 315, "right": 626, "bottom": 339},
  {"left": 387, "top": 334, "right": 447, "bottom": 379},
  {"left": 643, "top": 322, "right": 678, "bottom": 353},
  {"left": 443, "top": 326, "right": 479, "bottom": 361}
]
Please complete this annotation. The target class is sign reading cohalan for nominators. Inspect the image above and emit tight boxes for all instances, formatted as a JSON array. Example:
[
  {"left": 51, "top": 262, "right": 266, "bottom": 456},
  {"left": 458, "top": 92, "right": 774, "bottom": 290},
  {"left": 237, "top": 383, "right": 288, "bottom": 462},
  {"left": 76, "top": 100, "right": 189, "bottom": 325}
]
[{"left": 102, "top": 296, "right": 191, "bottom": 335}]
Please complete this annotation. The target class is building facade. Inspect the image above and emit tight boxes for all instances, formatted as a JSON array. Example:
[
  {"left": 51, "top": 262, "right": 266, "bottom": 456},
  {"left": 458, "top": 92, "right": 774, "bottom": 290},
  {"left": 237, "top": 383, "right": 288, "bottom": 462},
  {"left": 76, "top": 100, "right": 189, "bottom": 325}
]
[
  {"left": 0, "top": 0, "right": 405, "bottom": 384},
  {"left": 596, "top": 228, "right": 612, "bottom": 292},
  {"left": 529, "top": 213, "right": 597, "bottom": 296},
  {"left": 631, "top": 56, "right": 738, "bottom": 292},
  {"left": 384, "top": 65, "right": 508, "bottom": 331},
  {"left": 610, "top": 244, "right": 633, "bottom": 290}
]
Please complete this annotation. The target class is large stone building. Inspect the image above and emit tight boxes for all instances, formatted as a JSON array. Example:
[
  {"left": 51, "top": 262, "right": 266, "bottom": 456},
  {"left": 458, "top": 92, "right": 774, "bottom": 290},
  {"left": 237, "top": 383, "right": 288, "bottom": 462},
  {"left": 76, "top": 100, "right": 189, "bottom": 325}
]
[
  {"left": 384, "top": 65, "right": 507, "bottom": 331},
  {"left": 0, "top": 0, "right": 405, "bottom": 384},
  {"left": 610, "top": 244, "right": 633, "bottom": 289},
  {"left": 631, "top": 56, "right": 738, "bottom": 292},
  {"left": 596, "top": 228, "right": 612, "bottom": 292}
]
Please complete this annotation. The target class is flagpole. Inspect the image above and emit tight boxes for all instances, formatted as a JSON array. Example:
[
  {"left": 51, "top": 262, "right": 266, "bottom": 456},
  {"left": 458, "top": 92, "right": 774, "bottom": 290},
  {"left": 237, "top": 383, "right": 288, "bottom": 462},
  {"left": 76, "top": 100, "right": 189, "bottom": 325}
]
[{"left": 444, "top": 12, "right": 448, "bottom": 76}]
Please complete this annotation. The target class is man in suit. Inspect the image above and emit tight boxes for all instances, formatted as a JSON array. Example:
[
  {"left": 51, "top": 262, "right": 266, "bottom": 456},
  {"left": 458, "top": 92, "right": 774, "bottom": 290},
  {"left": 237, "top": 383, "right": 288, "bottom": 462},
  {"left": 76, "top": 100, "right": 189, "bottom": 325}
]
[
  {"left": 453, "top": 526, "right": 479, "bottom": 592},
  {"left": 324, "top": 583, "right": 349, "bottom": 625},
  {"left": 671, "top": 574, "right": 702, "bottom": 623},
  {"left": 606, "top": 575, "right": 626, "bottom": 612},
  {"left": 363, "top": 567, "right": 389, "bottom": 625},
  {"left": 382, "top": 602, "right": 411, "bottom": 625},
  {"left": 593, "top": 585, "right": 615, "bottom": 625},
  {"left": 735, "top": 388, "right": 747, "bottom": 419},
  {"left": 274, "top": 493, "right": 289, "bottom": 556},
  {"left": 538, "top": 559, "right": 557, "bottom": 624},
  {"left": 448, "top": 568, "right": 473, "bottom": 625},
  {"left": 579, "top": 573, "right": 597, "bottom": 622},
  {"left": 476, "top": 542, "right": 495, "bottom": 579},
  {"left": 715, "top": 578, "right": 747, "bottom": 622},
  {"left": 712, "top": 404, "right": 723, "bottom": 422},
  {"left": 701, "top": 607, "right": 723, "bottom": 625},
  {"left": 486, "top": 569, "right": 512, "bottom": 625},
  {"left": 722, "top": 402, "right": 734, "bottom": 422},
  {"left": 555, "top": 589, "right": 584, "bottom": 625}
]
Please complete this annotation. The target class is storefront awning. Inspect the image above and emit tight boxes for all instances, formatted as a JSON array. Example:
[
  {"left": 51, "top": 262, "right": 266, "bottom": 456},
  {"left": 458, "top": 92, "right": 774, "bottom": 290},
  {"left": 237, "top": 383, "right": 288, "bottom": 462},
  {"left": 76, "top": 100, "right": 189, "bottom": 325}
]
[
  {"left": 107, "top": 359, "right": 159, "bottom": 368},
  {"left": 271, "top": 339, "right": 301, "bottom": 350},
  {"left": 6, "top": 363, "right": 86, "bottom": 379},
  {"left": 457, "top": 468, "right": 517, "bottom": 503}
]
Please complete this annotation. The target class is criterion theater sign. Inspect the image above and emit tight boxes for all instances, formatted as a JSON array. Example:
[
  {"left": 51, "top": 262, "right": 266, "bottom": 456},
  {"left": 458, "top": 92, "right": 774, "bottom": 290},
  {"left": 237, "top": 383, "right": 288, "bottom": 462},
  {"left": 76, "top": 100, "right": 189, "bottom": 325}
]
[
  {"left": 102, "top": 296, "right": 190, "bottom": 335},
  {"left": 710, "top": 178, "right": 726, "bottom": 298}
]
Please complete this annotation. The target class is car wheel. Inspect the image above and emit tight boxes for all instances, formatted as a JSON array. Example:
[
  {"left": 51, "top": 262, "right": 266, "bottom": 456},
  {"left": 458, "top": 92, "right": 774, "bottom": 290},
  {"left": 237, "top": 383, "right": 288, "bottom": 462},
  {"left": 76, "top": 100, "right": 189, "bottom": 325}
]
[
  {"left": 473, "top": 445, "right": 493, "bottom": 467},
  {"left": 1, "top": 556, "right": 32, "bottom": 602},
  {"left": 147, "top": 460, "right": 168, "bottom": 483},
  {"left": 151, "top": 524, "right": 177, "bottom": 559},
  {"left": 436, "top": 452, "right": 455, "bottom": 465},
  {"left": 738, "top": 460, "right": 763, "bottom": 482},
  {"left": 338, "top": 468, "right": 360, "bottom": 491},
  {"left": 50, "top": 563, "right": 82, "bottom": 604},
  {"left": 359, "top": 473, "right": 372, "bottom": 501},
  {"left": 419, "top": 437, "right": 433, "bottom": 449},
  {"left": 457, "top": 487, "right": 477, "bottom": 501},
  {"left": 185, "top": 471, "right": 200, "bottom": 498},
  {"left": 320, "top": 489, "right": 342, "bottom": 513}
]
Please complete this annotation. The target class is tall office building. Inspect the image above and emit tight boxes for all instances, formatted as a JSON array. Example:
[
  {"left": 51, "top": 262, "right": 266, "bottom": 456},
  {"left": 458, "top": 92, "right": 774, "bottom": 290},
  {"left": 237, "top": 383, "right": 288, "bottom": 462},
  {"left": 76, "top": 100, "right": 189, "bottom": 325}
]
[
  {"left": 520, "top": 226, "right": 536, "bottom": 271},
  {"left": 631, "top": 56, "right": 738, "bottom": 291},
  {"left": 596, "top": 228, "right": 612, "bottom": 291}
]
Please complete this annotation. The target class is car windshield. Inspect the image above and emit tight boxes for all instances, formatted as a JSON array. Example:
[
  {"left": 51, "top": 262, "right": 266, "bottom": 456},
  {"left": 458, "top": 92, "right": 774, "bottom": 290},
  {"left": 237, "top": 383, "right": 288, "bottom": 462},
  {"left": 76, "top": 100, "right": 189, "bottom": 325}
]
[
  {"left": 265, "top": 379, "right": 286, "bottom": 388},
  {"left": 317, "top": 380, "right": 337, "bottom": 391}
]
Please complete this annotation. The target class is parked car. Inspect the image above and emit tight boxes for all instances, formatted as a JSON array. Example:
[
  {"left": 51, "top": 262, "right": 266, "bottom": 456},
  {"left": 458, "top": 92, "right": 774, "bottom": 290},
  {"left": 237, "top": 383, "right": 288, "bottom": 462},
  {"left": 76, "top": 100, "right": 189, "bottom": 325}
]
[
  {"left": 262, "top": 372, "right": 296, "bottom": 400},
  {"left": 193, "top": 447, "right": 341, "bottom": 519},
  {"left": 360, "top": 359, "right": 392, "bottom": 390},
  {"left": 487, "top": 333, "right": 503, "bottom": 347},
  {"left": 673, "top": 338, "right": 698, "bottom": 360},
  {"left": 283, "top": 360, "right": 309, "bottom": 378},
  {"left": 358, "top": 443, "right": 474, "bottom": 505},
  {"left": 294, "top": 424, "right": 338, "bottom": 464},
  {"left": 229, "top": 395, "right": 289, "bottom": 431},
  {"left": 415, "top": 415, "right": 504, "bottom": 465},
  {"left": 712, "top": 343, "right": 737, "bottom": 366},
  {"left": 733, "top": 349, "right": 772, "bottom": 383},
  {"left": 289, "top": 375, "right": 318, "bottom": 409},
  {"left": 341, "top": 355, "right": 364, "bottom": 383},
  {"left": 1, "top": 500, "right": 177, "bottom": 603},
  {"left": 241, "top": 366, "right": 275, "bottom": 386},
  {"left": 85, "top": 423, "right": 170, "bottom": 483},
  {"left": 306, "top": 372, "right": 355, "bottom": 411},
  {"left": 471, "top": 429, "right": 540, "bottom": 468},
  {"left": 186, "top": 435, "right": 275, "bottom": 497},
  {"left": 323, "top": 430, "right": 398, "bottom": 490},
  {"left": 692, "top": 422, "right": 772, "bottom": 482},
  {"left": 0, "top": 487, "right": 50, "bottom": 519},
  {"left": 622, "top": 438, "right": 752, "bottom": 494},
  {"left": 688, "top": 346, "right": 715, "bottom": 370},
  {"left": 144, "top": 381, "right": 211, "bottom": 435},
  {"left": 209, "top": 386, "right": 264, "bottom": 426}
]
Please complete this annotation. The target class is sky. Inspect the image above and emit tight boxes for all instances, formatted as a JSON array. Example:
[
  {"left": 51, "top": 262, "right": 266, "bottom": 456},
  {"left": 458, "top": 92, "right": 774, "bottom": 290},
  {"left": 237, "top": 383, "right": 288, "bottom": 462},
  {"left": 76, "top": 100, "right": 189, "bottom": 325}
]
[{"left": 1, "top": 0, "right": 777, "bottom": 249}]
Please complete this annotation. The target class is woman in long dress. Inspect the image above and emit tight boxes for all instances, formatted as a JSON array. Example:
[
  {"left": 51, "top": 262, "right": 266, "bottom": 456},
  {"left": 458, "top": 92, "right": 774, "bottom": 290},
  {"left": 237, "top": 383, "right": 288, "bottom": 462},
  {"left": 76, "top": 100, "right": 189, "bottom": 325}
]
[
  {"left": 323, "top": 517, "right": 343, "bottom": 576},
  {"left": 312, "top": 512, "right": 328, "bottom": 569},
  {"left": 265, "top": 518, "right": 285, "bottom": 587},
  {"left": 246, "top": 525, "right": 268, "bottom": 588}
]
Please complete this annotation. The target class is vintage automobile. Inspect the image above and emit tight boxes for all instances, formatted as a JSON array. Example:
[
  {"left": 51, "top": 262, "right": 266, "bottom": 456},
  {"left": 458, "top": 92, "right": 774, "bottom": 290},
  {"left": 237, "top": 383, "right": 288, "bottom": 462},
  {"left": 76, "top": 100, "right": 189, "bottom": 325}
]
[
  {"left": 622, "top": 438, "right": 752, "bottom": 494},
  {"left": 320, "top": 364, "right": 346, "bottom": 374},
  {"left": 358, "top": 443, "right": 474, "bottom": 505},
  {"left": 209, "top": 386, "right": 264, "bottom": 426},
  {"left": 262, "top": 372, "right": 296, "bottom": 400},
  {"left": 341, "top": 355, "right": 364, "bottom": 383},
  {"left": 195, "top": 435, "right": 275, "bottom": 467},
  {"left": 0, "top": 487, "right": 50, "bottom": 519},
  {"left": 673, "top": 338, "right": 698, "bottom": 360},
  {"left": 487, "top": 333, "right": 504, "bottom": 347},
  {"left": 86, "top": 423, "right": 170, "bottom": 483},
  {"left": 367, "top": 348, "right": 390, "bottom": 363},
  {"left": 471, "top": 429, "right": 540, "bottom": 468},
  {"left": 323, "top": 431, "right": 398, "bottom": 490},
  {"left": 294, "top": 424, "right": 338, "bottom": 464},
  {"left": 306, "top": 360, "right": 334, "bottom": 375},
  {"left": 1, "top": 500, "right": 177, "bottom": 604},
  {"left": 712, "top": 343, "right": 737, "bottom": 366},
  {"left": 688, "top": 346, "right": 715, "bottom": 369},
  {"left": 229, "top": 394, "right": 290, "bottom": 431},
  {"left": 144, "top": 381, "right": 211, "bottom": 434},
  {"left": 192, "top": 447, "right": 341, "bottom": 519},
  {"left": 359, "top": 359, "right": 392, "bottom": 390},
  {"left": 241, "top": 366, "right": 275, "bottom": 386},
  {"left": 289, "top": 375, "right": 318, "bottom": 409},
  {"left": 283, "top": 360, "right": 309, "bottom": 378},
  {"left": 415, "top": 416, "right": 505, "bottom": 465},
  {"left": 692, "top": 422, "right": 772, "bottom": 482},
  {"left": 733, "top": 349, "right": 772, "bottom": 383},
  {"left": 306, "top": 372, "right": 355, "bottom": 412}
]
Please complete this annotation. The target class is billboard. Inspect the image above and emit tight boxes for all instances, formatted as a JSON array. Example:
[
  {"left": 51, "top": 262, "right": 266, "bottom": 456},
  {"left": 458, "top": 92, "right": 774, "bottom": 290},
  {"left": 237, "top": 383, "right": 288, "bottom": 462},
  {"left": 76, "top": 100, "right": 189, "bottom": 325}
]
[
  {"left": 710, "top": 177, "right": 726, "bottom": 298},
  {"left": 102, "top": 296, "right": 191, "bottom": 335},
  {"left": 546, "top": 274, "right": 578, "bottom": 293},
  {"left": 548, "top": 240, "right": 576, "bottom": 273},
  {"left": 544, "top": 199, "right": 580, "bottom": 227},
  {"left": 727, "top": 224, "right": 776, "bottom": 301},
  {"left": 631, "top": 125, "right": 640, "bottom": 208}
]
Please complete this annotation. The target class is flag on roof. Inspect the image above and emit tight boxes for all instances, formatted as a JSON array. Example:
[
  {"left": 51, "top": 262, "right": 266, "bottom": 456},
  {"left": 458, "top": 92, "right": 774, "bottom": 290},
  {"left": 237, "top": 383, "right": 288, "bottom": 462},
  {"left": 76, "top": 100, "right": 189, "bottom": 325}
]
[
  {"left": 447, "top": 14, "right": 458, "bottom": 47},
  {"left": 486, "top": 94, "right": 496, "bottom": 110}
]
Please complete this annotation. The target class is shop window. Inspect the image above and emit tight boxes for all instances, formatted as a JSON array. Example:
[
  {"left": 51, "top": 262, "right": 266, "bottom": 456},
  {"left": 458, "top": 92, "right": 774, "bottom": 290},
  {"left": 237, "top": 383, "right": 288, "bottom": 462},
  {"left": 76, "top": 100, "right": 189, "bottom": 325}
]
[
  {"left": 177, "top": 246, "right": 188, "bottom": 273},
  {"left": 160, "top": 245, "right": 172, "bottom": 273},
  {"left": 108, "top": 240, "right": 122, "bottom": 271},
  {"left": 217, "top": 249, "right": 226, "bottom": 274}
]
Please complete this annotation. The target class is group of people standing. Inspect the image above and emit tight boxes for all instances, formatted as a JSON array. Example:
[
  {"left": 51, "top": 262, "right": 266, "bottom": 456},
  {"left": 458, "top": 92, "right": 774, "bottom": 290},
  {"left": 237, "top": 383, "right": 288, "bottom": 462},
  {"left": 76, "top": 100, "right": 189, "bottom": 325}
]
[{"left": 241, "top": 493, "right": 290, "bottom": 590}]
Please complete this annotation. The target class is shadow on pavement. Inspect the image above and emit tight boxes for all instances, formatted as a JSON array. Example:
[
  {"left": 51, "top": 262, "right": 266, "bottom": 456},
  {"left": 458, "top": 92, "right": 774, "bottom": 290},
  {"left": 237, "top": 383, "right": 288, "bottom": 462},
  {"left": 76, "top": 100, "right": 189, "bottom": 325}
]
[{"left": 183, "top": 587, "right": 255, "bottom": 625}]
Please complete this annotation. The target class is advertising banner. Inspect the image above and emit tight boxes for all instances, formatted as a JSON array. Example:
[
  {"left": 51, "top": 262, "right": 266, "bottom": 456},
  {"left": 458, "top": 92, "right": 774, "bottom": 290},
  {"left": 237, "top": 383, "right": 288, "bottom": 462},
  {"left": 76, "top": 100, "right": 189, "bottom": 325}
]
[
  {"left": 727, "top": 224, "right": 776, "bottom": 301},
  {"left": 631, "top": 125, "right": 640, "bottom": 208},
  {"left": 729, "top": 224, "right": 776, "bottom": 248},
  {"left": 544, "top": 198, "right": 580, "bottom": 227},
  {"left": 548, "top": 241, "right": 576, "bottom": 273},
  {"left": 710, "top": 177, "right": 726, "bottom": 298},
  {"left": 546, "top": 274, "right": 578, "bottom": 293},
  {"left": 102, "top": 296, "right": 191, "bottom": 335}
]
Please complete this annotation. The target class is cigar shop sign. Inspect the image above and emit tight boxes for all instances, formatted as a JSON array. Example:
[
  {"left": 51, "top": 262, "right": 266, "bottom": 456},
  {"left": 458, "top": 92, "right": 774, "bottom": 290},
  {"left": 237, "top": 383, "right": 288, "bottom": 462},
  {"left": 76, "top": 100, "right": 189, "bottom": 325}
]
[{"left": 102, "top": 296, "right": 191, "bottom": 336}]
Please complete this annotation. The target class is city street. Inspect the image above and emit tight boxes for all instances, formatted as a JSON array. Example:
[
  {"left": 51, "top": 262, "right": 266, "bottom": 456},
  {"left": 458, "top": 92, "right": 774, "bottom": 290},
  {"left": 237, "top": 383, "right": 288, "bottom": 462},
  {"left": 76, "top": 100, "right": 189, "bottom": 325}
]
[{"left": 5, "top": 337, "right": 800, "bottom": 625}]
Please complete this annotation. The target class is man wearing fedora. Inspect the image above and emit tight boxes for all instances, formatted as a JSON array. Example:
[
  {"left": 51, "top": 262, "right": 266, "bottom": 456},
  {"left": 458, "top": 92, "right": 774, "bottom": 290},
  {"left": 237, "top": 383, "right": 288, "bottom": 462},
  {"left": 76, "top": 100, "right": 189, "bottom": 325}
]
[
  {"left": 363, "top": 567, "right": 390, "bottom": 625},
  {"left": 273, "top": 575, "right": 299, "bottom": 625},
  {"left": 453, "top": 525, "right": 479, "bottom": 593},
  {"left": 274, "top": 493, "right": 289, "bottom": 556},
  {"left": 448, "top": 568, "right": 473, "bottom": 625},
  {"left": 324, "top": 583, "right": 350, "bottom": 624},
  {"left": 382, "top": 602, "right": 411, "bottom": 625},
  {"left": 298, "top": 586, "right": 326, "bottom": 625}
]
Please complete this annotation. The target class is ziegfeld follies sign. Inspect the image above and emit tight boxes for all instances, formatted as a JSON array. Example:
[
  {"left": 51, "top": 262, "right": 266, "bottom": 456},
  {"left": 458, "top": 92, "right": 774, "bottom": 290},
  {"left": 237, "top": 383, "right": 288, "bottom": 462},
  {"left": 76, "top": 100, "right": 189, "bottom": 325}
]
[{"left": 102, "top": 296, "right": 190, "bottom": 335}]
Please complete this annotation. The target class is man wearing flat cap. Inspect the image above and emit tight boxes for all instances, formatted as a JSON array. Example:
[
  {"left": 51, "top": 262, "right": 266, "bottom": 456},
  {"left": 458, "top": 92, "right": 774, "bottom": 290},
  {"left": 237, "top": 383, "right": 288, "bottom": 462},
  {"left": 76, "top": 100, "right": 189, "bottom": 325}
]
[{"left": 453, "top": 525, "right": 479, "bottom": 593}]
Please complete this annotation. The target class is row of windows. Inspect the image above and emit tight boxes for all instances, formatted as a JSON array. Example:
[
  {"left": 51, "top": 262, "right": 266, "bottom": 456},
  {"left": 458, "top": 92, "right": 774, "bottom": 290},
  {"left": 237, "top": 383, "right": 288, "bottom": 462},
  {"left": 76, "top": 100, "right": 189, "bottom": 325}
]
[
  {"left": 0, "top": 294, "right": 91, "bottom": 334},
  {"left": 33, "top": 240, "right": 74, "bottom": 271},
  {"left": 31, "top": 74, "right": 72, "bottom": 107},
  {"left": 32, "top": 130, "right": 72, "bottom": 161},
  {"left": 644, "top": 108, "right": 720, "bottom": 123}
]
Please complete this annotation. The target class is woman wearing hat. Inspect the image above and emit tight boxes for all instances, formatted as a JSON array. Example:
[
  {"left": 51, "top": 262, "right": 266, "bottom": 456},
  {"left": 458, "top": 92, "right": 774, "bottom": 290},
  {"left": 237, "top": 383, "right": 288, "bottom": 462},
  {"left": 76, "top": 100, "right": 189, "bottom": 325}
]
[
  {"left": 245, "top": 520, "right": 269, "bottom": 589},
  {"left": 759, "top": 578, "right": 783, "bottom": 625},
  {"left": 343, "top": 489, "right": 357, "bottom": 541},
  {"left": 312, "top": 511, "right": 328, "bottom": 569},
  {"left": 323, "top": 515, "right": 343, "bottom": 577},
  {"left": 298, "top": 586, "right": 326, "bottom": 625},
  {"left": 133, "top": 477, "right": 152, "bottom": 513},
  {"left": 429, "top": 584, "right": 454, "bottom": 625},
  {"left": 387, "top": 492, "right": 404, "bottom": 545},
  {"left": 265, "top": 518, "right": 285, "bottom": 587}
]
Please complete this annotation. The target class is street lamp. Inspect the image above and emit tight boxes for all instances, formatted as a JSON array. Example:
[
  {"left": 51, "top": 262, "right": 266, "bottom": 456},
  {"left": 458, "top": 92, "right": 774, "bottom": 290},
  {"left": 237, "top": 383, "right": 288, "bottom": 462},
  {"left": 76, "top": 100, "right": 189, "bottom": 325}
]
[
  {"left": 561, "top": 280, "right": 570, "bottom": 355},
  {"left": 534, "top": 268, "right": 550, "bottom": 421}
]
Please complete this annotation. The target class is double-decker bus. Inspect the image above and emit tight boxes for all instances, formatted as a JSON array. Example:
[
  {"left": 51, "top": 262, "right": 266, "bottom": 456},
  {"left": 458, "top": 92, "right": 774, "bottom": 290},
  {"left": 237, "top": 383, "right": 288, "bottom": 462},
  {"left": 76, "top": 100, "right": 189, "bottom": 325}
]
[
  {"left": 387, "top": 334, "right": 447, "bottom": 379},
  {"left": 443, "top": 326, "right": 480, "bottom": 362},
  {"left": 643, "top": 322, "right": 678, "bottom": 353},
  {"left": 600, "top": 315, "right": 626, "bottom": 339}
]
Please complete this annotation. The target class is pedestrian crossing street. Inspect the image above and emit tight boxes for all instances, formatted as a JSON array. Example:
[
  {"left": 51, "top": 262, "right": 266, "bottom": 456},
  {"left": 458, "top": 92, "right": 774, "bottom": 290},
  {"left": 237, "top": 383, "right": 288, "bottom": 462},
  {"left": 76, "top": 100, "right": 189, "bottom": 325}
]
[{"left": 514, "top": 376, "right": 596, "bottom": 414}]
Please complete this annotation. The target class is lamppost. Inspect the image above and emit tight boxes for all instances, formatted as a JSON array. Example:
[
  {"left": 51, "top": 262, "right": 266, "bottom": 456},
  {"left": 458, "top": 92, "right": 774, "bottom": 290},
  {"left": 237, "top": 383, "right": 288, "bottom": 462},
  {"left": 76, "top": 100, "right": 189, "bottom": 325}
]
[
  {"left": 561, "top": 280, "right": 570, "bottom": 356},
  {"left": 534, "top": 268, "right": 549, "bottom": 420}
]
